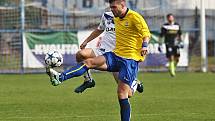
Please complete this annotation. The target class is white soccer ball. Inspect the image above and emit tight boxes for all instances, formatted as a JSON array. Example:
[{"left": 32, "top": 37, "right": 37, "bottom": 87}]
[{"left": 45, "top": 50, "right": 63, "bottom": 67}]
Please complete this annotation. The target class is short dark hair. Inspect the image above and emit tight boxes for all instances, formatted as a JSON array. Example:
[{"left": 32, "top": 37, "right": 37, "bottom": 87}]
[
  {"left": 108, "top": 0, "right": 115, "bottom": 3},
  {"left": 166, "top": 13, "right": 174, "bottom": 18},
  {"left": 108, "top": 0, "right": 125, "bottom": 3}
]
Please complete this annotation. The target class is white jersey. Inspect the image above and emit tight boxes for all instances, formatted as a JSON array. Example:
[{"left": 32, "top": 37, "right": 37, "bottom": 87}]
[{"left": 97, "top": 12, "right": 116, "bottom": 52}]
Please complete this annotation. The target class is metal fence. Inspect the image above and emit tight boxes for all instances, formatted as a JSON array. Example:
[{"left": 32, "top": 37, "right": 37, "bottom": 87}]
[{"left": 0, "top": 0, "right": 215, "bottom": 73}]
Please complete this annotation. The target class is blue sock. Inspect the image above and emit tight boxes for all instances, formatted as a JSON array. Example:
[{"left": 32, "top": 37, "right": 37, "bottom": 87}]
[
  {"left": 60, "top": 63, "right": 88, "bottom": 81},
  {"left": 119, "top": 98, "right": 131, "bottom": 121}
]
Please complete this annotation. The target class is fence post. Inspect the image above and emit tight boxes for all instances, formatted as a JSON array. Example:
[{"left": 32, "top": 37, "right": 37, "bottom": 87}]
[
  {"left": 63, "top": 0, "right": 68, "bottom": 30},
  {"left": 20, "top": 0, "right": 25, "bottom": 73},
  {"left": 200, "top": 0, "right": 207, "bottom": 72}
]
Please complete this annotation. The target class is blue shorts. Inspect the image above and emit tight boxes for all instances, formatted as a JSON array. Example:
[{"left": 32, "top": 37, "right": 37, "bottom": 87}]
[{"left": 103, "top": 52, "right": 139, "bottom": 87}]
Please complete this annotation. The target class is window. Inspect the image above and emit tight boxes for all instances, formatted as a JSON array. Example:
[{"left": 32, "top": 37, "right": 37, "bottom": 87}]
[{"left": 83, "top": 0, "right": 93, "bottom": 8}]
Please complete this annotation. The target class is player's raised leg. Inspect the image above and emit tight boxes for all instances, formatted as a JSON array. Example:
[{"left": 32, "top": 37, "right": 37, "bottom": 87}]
[
  {"left": 74, "top": 48, "right": 96, "bottom": 93},
  {"left": 48, "top": 55, "right": 107, "bottom": 86}
]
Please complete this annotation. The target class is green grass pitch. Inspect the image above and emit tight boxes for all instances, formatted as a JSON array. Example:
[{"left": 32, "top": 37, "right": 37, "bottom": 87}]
[{"left": 0, "top": 72, "right": 215, "bottom": 121}]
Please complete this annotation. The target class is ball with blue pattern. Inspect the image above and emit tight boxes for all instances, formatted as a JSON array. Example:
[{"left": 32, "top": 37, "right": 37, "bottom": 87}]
[{"left": 45, "top": 51, "right": 63, "bottom": 67}]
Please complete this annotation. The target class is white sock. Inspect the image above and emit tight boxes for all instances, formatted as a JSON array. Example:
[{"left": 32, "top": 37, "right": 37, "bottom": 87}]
[
  {"left": 83, "top": 70, "right": 92, "bottom": 82},
  {"left": 131, "top": 80, "right": 138, "bottom": 94}
]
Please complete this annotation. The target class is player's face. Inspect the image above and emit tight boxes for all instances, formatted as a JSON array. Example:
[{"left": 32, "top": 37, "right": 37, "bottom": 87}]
[
  {"left": 110, "top": 1, "right": 123, "bottom": 17},
  {"left": 167, "top": 15, "right": 174, "bottom": 23}
]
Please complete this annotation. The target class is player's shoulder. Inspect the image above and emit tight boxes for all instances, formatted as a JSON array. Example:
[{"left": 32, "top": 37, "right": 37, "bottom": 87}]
[
  {"left": 127, "top": 9, "right": 145, "bottom": 23},
  {"left": 103, "top": 12, "right": 114, "bottom": 20},
  {"left": 128, "top": 9, "right": 142, "bottom": 18},
  {"left": 174, "top": 22, "right": 180, "bottom": 26},
  {"left": 162, "top": 23, "right": 171, "bottom": 28},
  {"left": 163, "top": 22, "right": 180, "bottom": 26},
  {"left": 163, "top": 23, "right": 170, "bottom": 26}
]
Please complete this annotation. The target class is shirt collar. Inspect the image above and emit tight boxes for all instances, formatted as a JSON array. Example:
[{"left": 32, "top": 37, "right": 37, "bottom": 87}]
[{"left": 119, "top": 8, "right": 129, "bottom": 19}]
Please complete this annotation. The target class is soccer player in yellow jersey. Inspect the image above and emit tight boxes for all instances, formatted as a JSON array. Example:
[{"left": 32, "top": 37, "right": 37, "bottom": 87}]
[{"left": 47, "top": 0, "right": 150, "bottom": 120}]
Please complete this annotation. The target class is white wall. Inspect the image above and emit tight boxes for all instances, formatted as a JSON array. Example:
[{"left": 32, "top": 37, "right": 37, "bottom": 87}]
[
  {"left": 175, "top": 0, "right": 215, "bottom": 9},
  {"left": 46, "top": 0, "right": 215, "bottom": 11},
  {"left": 138, "top": 0, "right": 215, "bottom": 10}
]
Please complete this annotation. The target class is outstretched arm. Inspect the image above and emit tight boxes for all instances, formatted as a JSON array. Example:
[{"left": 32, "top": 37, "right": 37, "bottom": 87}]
[
  {"left": 178, "top": 25, "right": 182, "bottom": 41},
  {"left": 177, "top": 25, "right": 184, "bottom": 48},
  {"left": 80, "top": 29, "right": 104, "bottom": 49}
]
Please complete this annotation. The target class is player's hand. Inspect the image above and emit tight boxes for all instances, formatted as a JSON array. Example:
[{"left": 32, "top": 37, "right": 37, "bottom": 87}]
[
  {"left": 178, "top": 41, "right": 184, "bottom": 48},
  {"left": 80, "top": 41, "right": 87, "bottom": 49},
  {"left": 141, "top": 47, "right": 148, "bottom": 56}
]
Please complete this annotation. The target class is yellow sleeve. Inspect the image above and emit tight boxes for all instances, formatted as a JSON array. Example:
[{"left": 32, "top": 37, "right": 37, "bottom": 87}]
[{"left": 133, "top": 14, "right": 151, "bottom": 38}]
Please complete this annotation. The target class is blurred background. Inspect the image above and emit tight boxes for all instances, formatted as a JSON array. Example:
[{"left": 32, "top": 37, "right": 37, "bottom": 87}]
[{"left": 0, "top": 0, "right": 215, "bottom": 73}]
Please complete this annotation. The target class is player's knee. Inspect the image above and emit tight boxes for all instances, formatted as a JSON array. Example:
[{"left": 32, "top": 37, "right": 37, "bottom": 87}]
[
  {"left": 83, "top": 59, "right": 94, "bottom": 68},
  {"left": 128, "top": 89, "right": 133, "bottom": 98},
  {"left": 76, "top": 51, "right": 83, "bottom": 62},
  {"left": 76, "top": 50, "right": 87, "bottom": 62},
  {"left": 128, "top": 94, "right": 133, "bottom": 98},
  {"left": 117, "top": 88, "right": 129, "bottom": 99}
]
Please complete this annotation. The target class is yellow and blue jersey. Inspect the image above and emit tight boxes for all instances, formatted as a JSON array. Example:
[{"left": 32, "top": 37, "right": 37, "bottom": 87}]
[{"left": 113, "top": 9, "right": 151, "bottom": 61}]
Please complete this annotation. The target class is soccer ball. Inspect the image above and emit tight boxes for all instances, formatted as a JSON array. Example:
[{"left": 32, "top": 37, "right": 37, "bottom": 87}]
[{"left": 45, "top": 50, "right": 63, "bottom": 67}]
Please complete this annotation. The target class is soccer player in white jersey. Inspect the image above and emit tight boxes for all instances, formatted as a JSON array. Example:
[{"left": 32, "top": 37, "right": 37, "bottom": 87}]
[{"left": 74, "top": 11, "right": 143, "bottom": 93}]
